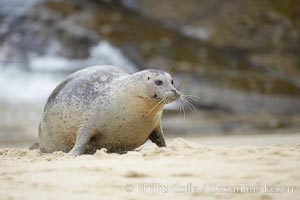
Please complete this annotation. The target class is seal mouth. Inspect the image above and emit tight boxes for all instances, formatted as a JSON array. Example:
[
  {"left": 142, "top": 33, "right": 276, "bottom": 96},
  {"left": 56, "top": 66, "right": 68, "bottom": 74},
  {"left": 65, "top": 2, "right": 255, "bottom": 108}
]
[
  {"left": 153, "top": 93, "right": 162, "bottom": 100},
  {"left": 152, "top": 90, "right": 181, "bottom": 103}
]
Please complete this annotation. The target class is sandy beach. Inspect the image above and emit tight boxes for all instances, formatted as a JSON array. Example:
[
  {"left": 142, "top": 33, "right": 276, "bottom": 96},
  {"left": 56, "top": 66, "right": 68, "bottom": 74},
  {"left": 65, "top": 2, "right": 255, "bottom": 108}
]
[
  {"left": 1, "top": 1, "right": 300, "bottom": 200},
  {"left": 0, "top": 134, "right": 299, "bottom": 200}
]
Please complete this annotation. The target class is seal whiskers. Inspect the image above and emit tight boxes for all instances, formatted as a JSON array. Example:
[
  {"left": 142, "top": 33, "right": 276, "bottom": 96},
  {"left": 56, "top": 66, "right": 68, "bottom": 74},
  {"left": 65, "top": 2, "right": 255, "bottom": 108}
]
[
  {"left": 143, "top": 97, "right": 168, "bottom": 119},
  {"left": 173, "top": 91, "right": 198, "bottom": 120}
]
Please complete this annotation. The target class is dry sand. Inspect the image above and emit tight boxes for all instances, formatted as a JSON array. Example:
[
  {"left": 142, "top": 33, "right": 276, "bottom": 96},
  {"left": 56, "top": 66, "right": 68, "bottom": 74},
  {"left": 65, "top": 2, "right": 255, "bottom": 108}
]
[{"left": 0, "top": 135, "right": 299, "bottom": 200}]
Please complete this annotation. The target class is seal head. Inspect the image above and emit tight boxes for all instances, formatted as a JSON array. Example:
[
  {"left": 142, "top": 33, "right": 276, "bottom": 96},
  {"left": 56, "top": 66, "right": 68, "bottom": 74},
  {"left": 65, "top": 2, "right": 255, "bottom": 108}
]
[{"left": 133, "top": 69, "right": 181, "bottom": 104}]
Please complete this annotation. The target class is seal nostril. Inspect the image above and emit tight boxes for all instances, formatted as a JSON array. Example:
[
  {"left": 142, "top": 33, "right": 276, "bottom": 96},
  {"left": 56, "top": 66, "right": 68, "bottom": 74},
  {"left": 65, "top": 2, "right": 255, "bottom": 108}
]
[{"left": 171, "top": 89, "right": 177, "bottom": 95}]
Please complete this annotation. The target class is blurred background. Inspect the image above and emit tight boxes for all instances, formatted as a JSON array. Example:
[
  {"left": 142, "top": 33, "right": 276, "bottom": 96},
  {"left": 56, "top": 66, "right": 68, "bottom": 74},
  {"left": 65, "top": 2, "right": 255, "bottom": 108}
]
[{"left": 0, "top": 0, "right": 300, "bottom": 148}]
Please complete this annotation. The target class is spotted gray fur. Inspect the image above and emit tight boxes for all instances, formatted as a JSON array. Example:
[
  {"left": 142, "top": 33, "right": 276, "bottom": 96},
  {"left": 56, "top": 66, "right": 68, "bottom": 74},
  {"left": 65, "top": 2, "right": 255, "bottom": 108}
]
[{"left": 37, "top": 65, "right": 180, "bottom": 155}]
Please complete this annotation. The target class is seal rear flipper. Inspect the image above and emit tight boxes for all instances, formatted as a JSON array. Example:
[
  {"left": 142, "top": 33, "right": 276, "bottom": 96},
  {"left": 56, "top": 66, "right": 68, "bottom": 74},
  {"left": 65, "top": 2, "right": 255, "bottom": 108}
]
[{"left": 29, "top": 142, "right": 39, "bottom": 150}]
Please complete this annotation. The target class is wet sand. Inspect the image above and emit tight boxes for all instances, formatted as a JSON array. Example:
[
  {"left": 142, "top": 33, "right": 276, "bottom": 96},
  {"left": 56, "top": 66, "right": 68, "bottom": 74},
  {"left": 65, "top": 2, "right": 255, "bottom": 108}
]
[{"left": 0, "top": 134, "right": 299, "bottom": 200}]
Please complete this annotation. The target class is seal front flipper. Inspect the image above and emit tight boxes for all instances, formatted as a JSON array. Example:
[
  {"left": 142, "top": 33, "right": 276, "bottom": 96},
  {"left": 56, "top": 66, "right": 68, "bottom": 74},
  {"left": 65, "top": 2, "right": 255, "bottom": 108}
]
[
  {"left": 148, "top": 123, "right": 166, "bottom": 147},
  {"left": 68, "top": 127, "right": 94, "bottom": 156}
]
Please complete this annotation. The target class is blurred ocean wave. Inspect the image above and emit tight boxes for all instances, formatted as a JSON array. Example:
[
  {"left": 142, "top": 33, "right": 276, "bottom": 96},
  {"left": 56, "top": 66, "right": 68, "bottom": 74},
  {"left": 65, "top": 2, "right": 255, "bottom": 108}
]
[
  {"left": 0, "top": 41, "right": 137, "bottom": 103},
  {"left": 0, "top": 68, "right": 61, "bottom": 103},
  {"left": 0, "top": 0, "right": 42, "bottom": 15}
]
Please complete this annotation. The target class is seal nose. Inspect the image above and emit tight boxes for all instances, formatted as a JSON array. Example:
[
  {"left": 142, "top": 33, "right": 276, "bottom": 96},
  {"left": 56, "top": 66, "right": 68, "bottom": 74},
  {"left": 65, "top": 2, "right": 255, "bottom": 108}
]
[{"left": 171, "top": 89, "right": 181, "bottom": 98}]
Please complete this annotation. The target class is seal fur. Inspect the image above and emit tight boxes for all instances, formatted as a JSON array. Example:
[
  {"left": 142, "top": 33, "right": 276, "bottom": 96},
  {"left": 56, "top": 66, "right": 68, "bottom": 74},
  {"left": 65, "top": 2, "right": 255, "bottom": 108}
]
[{"left": 37, "top": 65, "right": 180, "bottom": 155}]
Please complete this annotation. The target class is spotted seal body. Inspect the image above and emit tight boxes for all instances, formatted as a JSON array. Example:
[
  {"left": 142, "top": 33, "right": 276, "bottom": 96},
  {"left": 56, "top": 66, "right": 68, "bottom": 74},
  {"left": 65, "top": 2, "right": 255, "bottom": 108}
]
[{"left": 37, "top": 65, "right": 180, "bottom": 156}]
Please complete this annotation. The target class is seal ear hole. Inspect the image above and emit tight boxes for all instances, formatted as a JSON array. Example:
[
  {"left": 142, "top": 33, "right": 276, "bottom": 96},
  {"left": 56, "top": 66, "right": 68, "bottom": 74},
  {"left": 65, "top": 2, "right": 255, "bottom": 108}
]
[
  {"left": 147, "top": 77, "right": 151, "bottom": 80},
  {"left": 171, "top": 80, "right": 174, "bottom": 85}
]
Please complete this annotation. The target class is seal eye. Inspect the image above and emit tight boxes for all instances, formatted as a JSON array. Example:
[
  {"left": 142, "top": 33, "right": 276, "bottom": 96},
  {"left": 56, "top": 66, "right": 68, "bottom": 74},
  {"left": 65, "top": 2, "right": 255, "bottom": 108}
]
[
  {"left": 171, "top": 80, "right": 174, "bottom": 85},
  {"left": 155, "top": 80, "right": 163, "bottom": 86}
]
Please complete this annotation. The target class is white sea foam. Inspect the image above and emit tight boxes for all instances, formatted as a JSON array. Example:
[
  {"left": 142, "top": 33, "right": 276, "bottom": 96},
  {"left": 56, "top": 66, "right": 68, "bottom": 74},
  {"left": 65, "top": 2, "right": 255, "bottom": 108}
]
[
  {"left": 182, "top": 26, "right": 210, "bottom": 40},
  {"left": 0, "top": 41, "right": 137, "bottom": 103},
  {"left": 0, "top": 0, "right": 43, "bottom": 16},
  {"left": 0, "top": 69, "right": 61, "bottom": 104},
  {"left": 29, "top": 41, "right": 137, "bottom": 73},
  {"left": 0, "top": 0, "right": 142, "bottom": 105}
]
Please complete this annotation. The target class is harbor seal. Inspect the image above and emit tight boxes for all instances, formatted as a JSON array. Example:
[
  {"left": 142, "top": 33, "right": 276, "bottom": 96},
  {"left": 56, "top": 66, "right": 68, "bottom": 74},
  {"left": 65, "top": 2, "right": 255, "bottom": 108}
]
[{"left": 37, "top": 65, "right": 181, "bottom": 156}]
